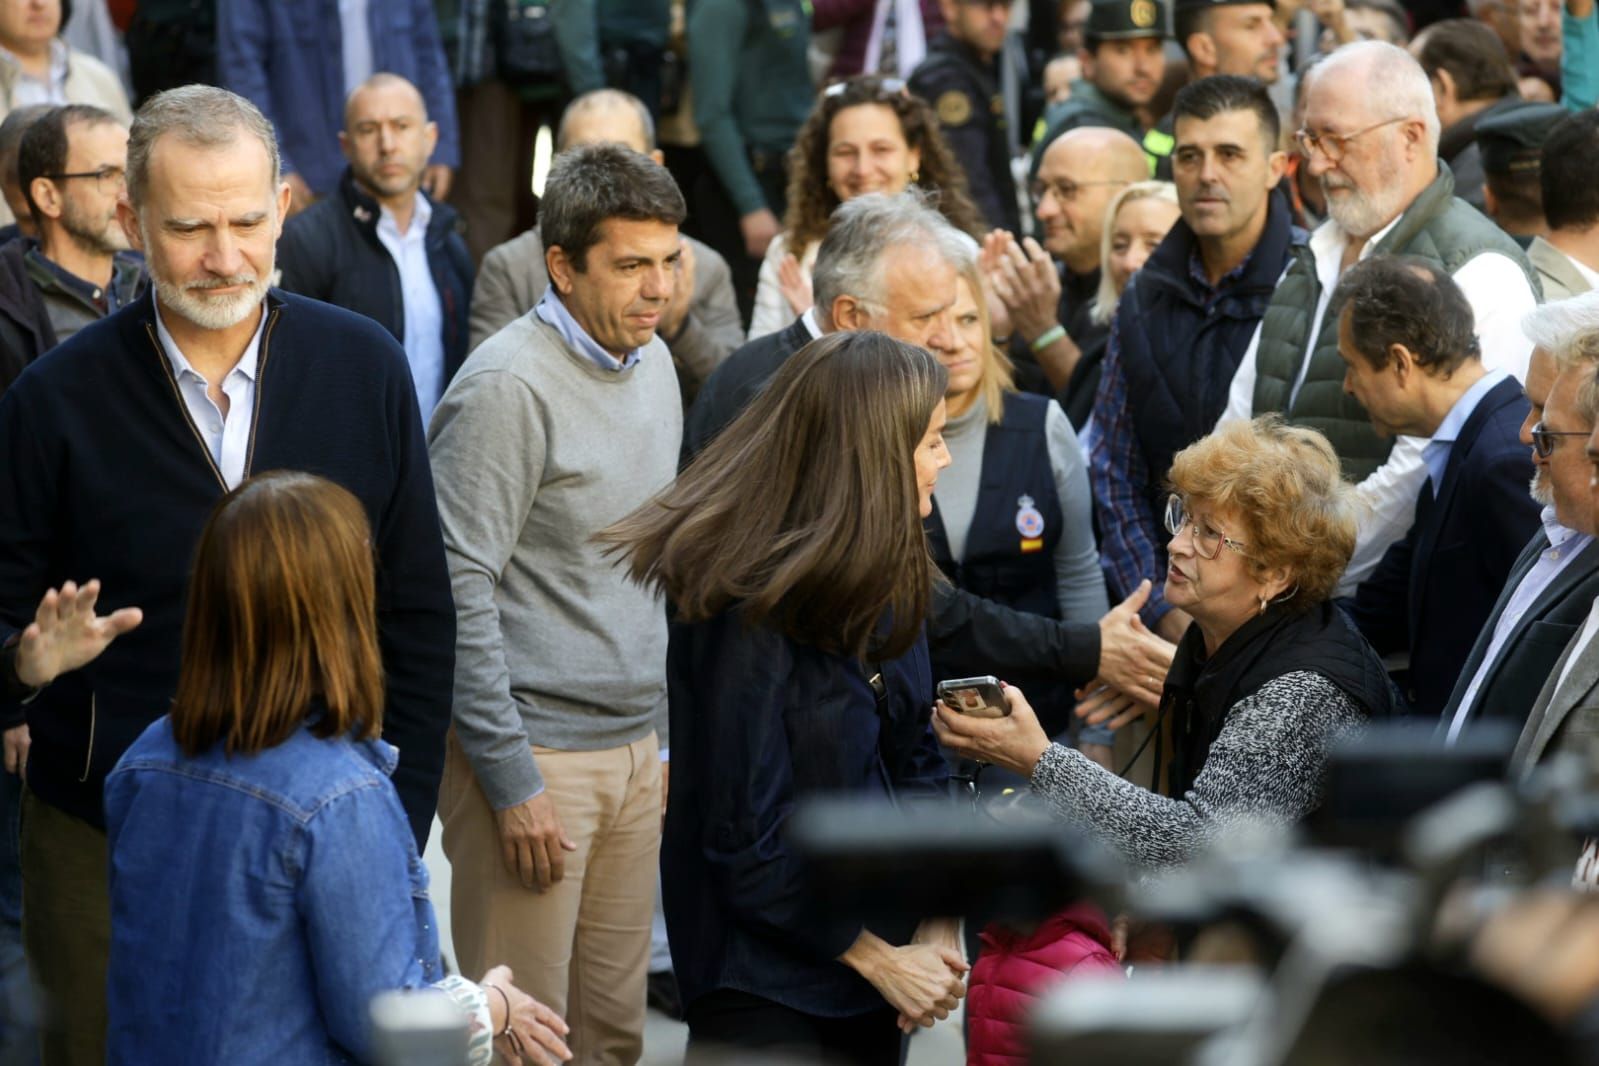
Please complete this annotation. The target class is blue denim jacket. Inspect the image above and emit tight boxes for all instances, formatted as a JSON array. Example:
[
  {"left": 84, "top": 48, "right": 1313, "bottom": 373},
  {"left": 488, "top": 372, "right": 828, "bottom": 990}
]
[
  {"left": 104, "top": 717, "right": 443, "bottom": 1065},
  {"left": 662, "top": 610, "right": 950, "bottom": 1019}
]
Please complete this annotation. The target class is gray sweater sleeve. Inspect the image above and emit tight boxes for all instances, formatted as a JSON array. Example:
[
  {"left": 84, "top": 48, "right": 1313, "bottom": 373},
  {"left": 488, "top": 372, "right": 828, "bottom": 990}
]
[
  {"left": 1028, "top": 671, "right": 1365, "bottom": 869},
  {"left": 427, "top": 367, "right": 548, "bottom": 808},
  {"left": 1046, "top": 400, "right": 1110, "bottom": 624}
]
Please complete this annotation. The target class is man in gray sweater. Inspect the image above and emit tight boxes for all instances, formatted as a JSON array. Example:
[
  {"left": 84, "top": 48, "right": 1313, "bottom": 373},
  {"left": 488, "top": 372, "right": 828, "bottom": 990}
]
[{"left": 428, "top": 143, "right": 684, "bottom": 1064}]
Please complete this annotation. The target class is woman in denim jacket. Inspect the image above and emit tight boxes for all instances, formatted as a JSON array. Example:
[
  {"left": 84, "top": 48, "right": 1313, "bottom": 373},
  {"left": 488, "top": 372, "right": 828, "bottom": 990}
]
[
  {"left": 603, "top": 331, "right": 967, "bottom": 1065},
  {"left": 15, "top": 472, "right": 571, "bottom": 1065}
]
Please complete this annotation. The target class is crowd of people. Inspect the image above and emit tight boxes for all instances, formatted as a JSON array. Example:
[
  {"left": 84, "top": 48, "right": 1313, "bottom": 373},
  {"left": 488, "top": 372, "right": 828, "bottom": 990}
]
[{"left": 3, "top": 0, "right": 1599, "bottom": 1063}]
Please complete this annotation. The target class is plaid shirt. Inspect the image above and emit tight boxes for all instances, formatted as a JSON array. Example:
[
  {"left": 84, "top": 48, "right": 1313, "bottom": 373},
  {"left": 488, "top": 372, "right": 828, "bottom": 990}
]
[{"left": 1091, "top": 250, "right": 1254, "bottom": 628}]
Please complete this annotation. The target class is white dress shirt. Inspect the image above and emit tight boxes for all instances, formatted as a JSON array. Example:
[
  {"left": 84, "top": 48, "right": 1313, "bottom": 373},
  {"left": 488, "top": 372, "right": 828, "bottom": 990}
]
[
  {"left": 375, "top": 192, "right": 447, "bottom": 418},
  {"left": 1573, "top": 256, "right": 1599, "bottom": 292},
  {"left": 1217, "top": 205, "right": 1538, "bottom": 593},
  {"left": 1446, "top": 507, "right": 1594, "bottom": 744},
  {"left": 155, "top": 302, "right": 266, "bottom": 490}
]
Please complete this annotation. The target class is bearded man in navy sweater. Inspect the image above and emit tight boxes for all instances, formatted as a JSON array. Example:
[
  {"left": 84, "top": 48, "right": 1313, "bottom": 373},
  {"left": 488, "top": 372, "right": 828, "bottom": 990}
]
[{"left": 0, "top": 85, "right": 454, "bottom": 1066}]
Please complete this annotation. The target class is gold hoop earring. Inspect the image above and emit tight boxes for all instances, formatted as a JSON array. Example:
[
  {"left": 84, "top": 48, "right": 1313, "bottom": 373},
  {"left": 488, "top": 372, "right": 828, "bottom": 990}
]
[{"left": 909, "top": 168, "right": 920, "bottom": 185}]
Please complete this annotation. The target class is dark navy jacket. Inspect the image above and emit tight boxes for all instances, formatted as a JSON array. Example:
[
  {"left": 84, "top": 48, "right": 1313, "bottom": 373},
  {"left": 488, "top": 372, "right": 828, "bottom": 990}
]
[
  {"left": 1117, "top": 190, "right": 1301, "bottom": 517},
  {"left": 0, "top": 290, "right": 455, "bottom": 847},
  {"left": 1346, "top": 377, "right": 1542, "bottom": 719},
  {"left": 277, "top": 168, "right": 474, "bottom": 384},
  {"left": 217, "top": 0, "right": 460, "bottom": 196},
  {"left": 926, "top": 392, "right": 1061, "bottom": 620},
  {"left": 662, "top": 609, "right": 949, "bottom": 1017}
]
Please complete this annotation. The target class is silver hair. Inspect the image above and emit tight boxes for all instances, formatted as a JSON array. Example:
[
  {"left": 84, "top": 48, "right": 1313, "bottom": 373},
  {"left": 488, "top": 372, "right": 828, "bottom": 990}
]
[
  {"left": 812, "top": 189, "right": 975, "bottom": 319},
  {"left": 1309, "top": 40, "right": 1441, "bottom": 154},
  {"left": 1524, "top": 290, "right": 1599, "bottom": 372},
  {"left": 556, "top": 89, "right": 656, "bottom": 153},
  {"left": 126, "top": 85, "right": 281, "bottom": 211}
]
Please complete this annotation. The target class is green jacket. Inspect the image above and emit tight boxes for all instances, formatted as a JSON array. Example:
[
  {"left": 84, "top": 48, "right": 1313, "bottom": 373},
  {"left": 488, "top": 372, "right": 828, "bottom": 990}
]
[
  {"left": 1252, "top": 166, "right": 1539, "bottom": 482},
  {"left": 1030, "top": 80, "right": 1167, "bottom": 178},
  {"left": 688, "top": 0, "right": 812, "bottom": 217}
]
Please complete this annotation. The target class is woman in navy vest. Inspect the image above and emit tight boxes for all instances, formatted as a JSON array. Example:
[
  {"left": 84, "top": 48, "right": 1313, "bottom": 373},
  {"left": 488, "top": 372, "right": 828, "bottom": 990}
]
[{"left": 928, "top": 263, "right": 1110, "bottom": 758}]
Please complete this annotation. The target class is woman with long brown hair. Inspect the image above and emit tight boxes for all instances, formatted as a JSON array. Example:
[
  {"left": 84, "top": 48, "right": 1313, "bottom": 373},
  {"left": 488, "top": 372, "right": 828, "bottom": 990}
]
[
  {"left": 603, "top": 331, "right": 965, "bottom": 1064},
  {"left": 77, "top": 472, "right": 572, "bottom": 1066},
  {"left": 747, "top": 75, "right": 986, "bottom": 340}
]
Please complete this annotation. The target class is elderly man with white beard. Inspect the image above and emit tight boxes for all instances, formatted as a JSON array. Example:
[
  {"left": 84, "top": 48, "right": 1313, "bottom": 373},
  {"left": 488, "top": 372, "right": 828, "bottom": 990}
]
[
  {"left": 1215, "top": 40, "right": 1540, "bottom": 595},
  {"left": 0, "top": 84, "right": 454, "bottom": 1065}
]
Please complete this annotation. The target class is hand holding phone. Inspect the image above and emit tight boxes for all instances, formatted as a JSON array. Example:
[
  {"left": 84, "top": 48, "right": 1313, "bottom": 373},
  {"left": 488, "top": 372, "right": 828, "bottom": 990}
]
[{"left": 936, "top": 676, "right": 1010, "bottom": 718}]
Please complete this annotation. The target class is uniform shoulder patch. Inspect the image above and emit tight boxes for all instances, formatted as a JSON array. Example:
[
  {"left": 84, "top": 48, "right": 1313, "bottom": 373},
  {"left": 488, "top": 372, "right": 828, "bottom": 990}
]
[{"left": 936, "top": 90, "right": 973, "bottom": 126}]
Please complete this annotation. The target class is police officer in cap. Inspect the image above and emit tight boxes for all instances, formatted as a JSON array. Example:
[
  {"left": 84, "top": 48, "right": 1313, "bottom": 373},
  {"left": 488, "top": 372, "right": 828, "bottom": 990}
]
[
  {"left": 1476, "top": 101, "right": 1568, "bottom": 247},
  {"left": 1150, "top": 0, "right": 1285, "bottom": 177},
  {"left": 911, "top": 0, "right": 1026, "bottom": 234},
  {"left": 1032, "top": 0, "right": 1169, "bottom": 173}
]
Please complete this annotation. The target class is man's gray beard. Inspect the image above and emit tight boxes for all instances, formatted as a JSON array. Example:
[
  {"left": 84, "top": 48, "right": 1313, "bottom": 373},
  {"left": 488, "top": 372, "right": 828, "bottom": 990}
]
[
  {"left": 1323, "top": 177, "right": 1407, "bottom": 240},
  {"left": 152, "top": 271, "right": 270, "bottom": 330},
  {"left": 1530, "top": 470, "right": 1554, "bottom": 507}
]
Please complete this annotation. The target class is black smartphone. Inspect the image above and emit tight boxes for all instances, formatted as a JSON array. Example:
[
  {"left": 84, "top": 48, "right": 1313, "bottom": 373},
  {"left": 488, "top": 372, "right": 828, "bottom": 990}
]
[{"left": 936, "top": 675, "right": 1010, "bottom": 718}]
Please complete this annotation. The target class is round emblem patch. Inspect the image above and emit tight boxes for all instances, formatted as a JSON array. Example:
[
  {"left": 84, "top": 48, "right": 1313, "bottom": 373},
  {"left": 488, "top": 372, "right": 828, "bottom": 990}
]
[
  {"left": 1015, "top": 495, "right": 1046, "bottom": 538},
  {"left": 936, "top": 90, "right": 973, "bottom": 126},
  {"left": 1130, "top": 0, "right": 1158, "bottom": 27}
]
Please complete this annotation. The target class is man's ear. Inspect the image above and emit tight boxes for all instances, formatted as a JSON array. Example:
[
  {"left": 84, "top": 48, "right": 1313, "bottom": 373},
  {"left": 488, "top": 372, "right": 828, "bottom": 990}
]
[
  {"left": 1185, "top": 32, "right": 1217, "bottom": 73},
  {"left": 338, "top": 130, "right": 352, "bottom": 163},
  {"left": 423, "top": 120, "right": 439, "bottom": 160},
  {"left": 28, "top": 176, "right": 59, "bottom": 223},
  {"left": 274, "top": 179, "right": 292, "bottom": 237},
  {"left": 1265, "top": 148, "right": 1288, "bottom": 186},
  {"left": 116, "top": 199, "right": 142, "bottom": 251},
  {"left": 547, "top": 243, "right": 574, "bottom": 295},
  {"left": 1389, "top": 342, "right": 1417, "bottom": 385},
  {"left": 830, "top": 294, "right": 868, "bottom": 331}
]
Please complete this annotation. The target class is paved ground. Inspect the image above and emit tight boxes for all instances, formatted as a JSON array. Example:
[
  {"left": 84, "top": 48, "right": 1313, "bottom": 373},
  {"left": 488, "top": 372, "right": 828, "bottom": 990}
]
[{"left": 425, "top": 820, "right": 965, "bottom": 1063}]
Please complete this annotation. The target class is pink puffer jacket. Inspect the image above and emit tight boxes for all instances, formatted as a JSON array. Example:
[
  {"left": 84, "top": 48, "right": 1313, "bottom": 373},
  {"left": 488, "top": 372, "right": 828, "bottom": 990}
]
[{"left": 965, "top": 902, "right": 1123, "bottom": 1066}]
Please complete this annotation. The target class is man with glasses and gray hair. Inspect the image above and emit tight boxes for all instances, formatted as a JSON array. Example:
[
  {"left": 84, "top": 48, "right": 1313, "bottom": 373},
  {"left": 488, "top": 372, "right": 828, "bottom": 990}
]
[
  {"left": 1443, "top": 291, "right": 1599, "bottom": 744},
  {"left": 1215, "top": 40, "right": 1539, "bottom": 603},
  {"left": 0, "top": 103, "right": 141, "bottom": 393}
]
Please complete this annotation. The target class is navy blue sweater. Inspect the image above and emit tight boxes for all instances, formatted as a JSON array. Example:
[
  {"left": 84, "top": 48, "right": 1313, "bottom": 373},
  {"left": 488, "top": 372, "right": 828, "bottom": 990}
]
[
  {"left": 662, "top": 609, "right": 950, "bottom": 1018},
  {"left": 0, "top": 290, "right": 455, "bottom": 847}
]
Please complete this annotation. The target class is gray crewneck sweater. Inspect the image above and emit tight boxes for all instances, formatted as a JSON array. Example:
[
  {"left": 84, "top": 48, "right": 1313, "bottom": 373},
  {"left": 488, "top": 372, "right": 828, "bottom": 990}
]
[{"left": 427, "top": 314, "right": 682, "bottom": 809}]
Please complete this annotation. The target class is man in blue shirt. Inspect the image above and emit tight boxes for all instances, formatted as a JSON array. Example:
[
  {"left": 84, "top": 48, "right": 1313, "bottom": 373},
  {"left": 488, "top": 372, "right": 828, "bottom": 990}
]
[
  {"left": 1338, "top": 255, "right": 1542, "bottom": 717},
  {"left": 277, "top": 73, "right": 474, "bottom": 420}
]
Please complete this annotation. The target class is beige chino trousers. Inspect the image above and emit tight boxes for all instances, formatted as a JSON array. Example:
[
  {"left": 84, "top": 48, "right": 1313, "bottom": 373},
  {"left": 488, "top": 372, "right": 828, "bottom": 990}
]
[{"left": 440, "top": 729, "right": 661, "bottom": 1066}]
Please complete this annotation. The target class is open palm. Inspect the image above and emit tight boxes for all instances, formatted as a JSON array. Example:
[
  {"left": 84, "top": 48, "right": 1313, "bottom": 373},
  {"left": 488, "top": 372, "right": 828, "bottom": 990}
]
[{"left": 14, "top": 580, "right": 143, "bottom": 689}]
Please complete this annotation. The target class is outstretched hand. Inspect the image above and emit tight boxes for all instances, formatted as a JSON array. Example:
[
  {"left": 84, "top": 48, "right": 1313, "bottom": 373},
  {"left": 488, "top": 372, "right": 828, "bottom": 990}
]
[
  {"left": 14, "top": 580, "right": 142, "bottom": 689},
  {"left": 1094, "top": 581, "right": 1175, "bottom": 706}
]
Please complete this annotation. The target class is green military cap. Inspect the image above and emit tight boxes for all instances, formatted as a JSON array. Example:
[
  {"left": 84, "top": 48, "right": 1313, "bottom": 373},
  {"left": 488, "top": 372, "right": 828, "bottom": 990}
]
[
  {"left": 1086, "top": 0, "right": 1170, "bottom": 40},
  {"left": 1476, "top": 102, "right": 1567, "bottom": 177}
]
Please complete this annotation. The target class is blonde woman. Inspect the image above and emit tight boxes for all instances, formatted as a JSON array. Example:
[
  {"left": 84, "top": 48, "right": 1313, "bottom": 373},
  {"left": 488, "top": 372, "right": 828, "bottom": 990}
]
[
  {"left": 928, "top": 262, "right": 1113, "bottom": 761},
  {"left": 1060, "top": 180, "right": 1180, "bottom": 428}
]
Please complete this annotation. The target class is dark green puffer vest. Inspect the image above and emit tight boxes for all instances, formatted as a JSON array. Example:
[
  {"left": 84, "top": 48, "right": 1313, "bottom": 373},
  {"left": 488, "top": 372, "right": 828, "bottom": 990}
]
[{"left": 1251, "top": 166, "right": 1540, "bottom": 482}]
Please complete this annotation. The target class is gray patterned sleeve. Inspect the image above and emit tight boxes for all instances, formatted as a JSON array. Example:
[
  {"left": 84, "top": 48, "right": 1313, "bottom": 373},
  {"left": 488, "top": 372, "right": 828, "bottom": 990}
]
[{"left": 1028, "top": 671, "right": 1365, "bottom": 869}]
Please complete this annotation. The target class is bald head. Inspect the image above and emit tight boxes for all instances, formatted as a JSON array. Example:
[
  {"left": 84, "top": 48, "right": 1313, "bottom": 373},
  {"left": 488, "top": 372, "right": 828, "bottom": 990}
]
[
  {"left": 344, "top": 73, "right": 428, "bottom": 132},
  {"left": 1035, "top": 127, "right": 1149, "bottom": 272},
  {"left": 556, "top": 90, "right": 656, "bottom": 156},
  {"left": 1307, "top": 41, "right": 1440, "bottom": 150}
]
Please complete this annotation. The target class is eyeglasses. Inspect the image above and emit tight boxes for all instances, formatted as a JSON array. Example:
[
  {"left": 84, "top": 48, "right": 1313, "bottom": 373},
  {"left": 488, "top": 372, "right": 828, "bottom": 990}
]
[
  {"left": 1293, "top": 117, "right": 1408, "bottom": 163},
  {"left": 1164, "top": 495, "right": 1249, "bottom": 559},
  {"left": 1531, "top": 420, "right": 1589, "bottom": 459},
  {"left": 43, "top": 165, "right": 125, "bottom": 194},
  {"left": 823, "top": 77, "right": 907, "bottom": 99},
  {"left": 1029, "top": 178, "right": 1128, "bottom": 205}
]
